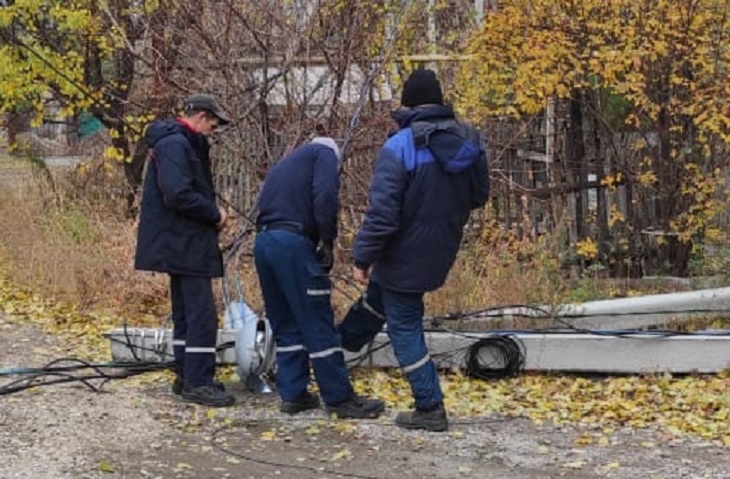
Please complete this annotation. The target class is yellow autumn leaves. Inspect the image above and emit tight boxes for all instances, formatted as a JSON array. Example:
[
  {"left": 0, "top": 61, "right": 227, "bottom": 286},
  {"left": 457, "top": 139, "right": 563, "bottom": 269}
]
[
  {"left": 355, "top": 370, "right": 730, "bottom": 444},
  {"left": 4, "top": 273, "right": 730, "bottom": 445},
  {"left": 459, "top": 0, "right": 730, "bottom": 132},
  {"left": 0, "top": 276, "right": 140, "bottom": 361}
]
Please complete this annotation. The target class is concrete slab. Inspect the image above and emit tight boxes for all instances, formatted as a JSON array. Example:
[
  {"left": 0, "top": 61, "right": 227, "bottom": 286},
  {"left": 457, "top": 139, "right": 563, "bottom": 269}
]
[{"left": 105, "top": 328, "right": 730, "bottom": 374}]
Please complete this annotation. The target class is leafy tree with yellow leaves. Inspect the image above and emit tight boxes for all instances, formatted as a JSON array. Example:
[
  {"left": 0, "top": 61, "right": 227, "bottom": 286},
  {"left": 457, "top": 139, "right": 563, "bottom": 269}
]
[
  {"left": 0, "top": 0, "right": 194, "bottom": 207},
  {"left": 458, "top": 0, "right": 730, "bottom": 275}
]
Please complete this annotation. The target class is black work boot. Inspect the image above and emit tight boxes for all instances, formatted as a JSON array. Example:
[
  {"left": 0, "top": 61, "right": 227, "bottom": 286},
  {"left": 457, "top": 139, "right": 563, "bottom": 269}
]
[
  {"left": 181, "top": 384, "right": 235, "bottom": 407},
  {"left": 172, "top": 377, "right": 184, "bottom": 395},
  {"left": 172, "top": 377, "right": 225, "bottom": 396},
  {"left": 280, "top": 392, "right": 321, "bottom": 414},
  {"left": 325, "top": 394, "right": 385, "bottom": 419},
  {"left": 395, "top": 403, "right": 448, "bottom": 432}
]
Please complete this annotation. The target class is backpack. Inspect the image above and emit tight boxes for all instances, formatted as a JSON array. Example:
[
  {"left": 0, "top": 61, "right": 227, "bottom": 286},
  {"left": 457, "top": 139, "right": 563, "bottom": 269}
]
[{"left": 411, "top": 118, "right": 484, "bottom": 174}]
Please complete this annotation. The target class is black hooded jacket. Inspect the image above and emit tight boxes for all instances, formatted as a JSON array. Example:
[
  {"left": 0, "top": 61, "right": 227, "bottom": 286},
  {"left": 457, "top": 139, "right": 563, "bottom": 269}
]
[{"left": 134, "top": 119, "right": 223, "bottom": 277}]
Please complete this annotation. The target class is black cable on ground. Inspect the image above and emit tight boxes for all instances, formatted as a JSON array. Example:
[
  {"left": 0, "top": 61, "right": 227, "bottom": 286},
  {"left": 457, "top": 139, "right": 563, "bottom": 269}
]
[
  {"left": 211, "top": 421, "right": 388, "bottom": 479},
  {"left": 1, "top": 321, "right": 239, "bottom": 396},
  {"left": 210, "top": 415, "right": 515, "bottom": 479},
  {"left": 0, "top": 357, "right": 172, "bottom": 396},
  {"left": 109, "top": 335, "right": 175, "bottom": 361}
]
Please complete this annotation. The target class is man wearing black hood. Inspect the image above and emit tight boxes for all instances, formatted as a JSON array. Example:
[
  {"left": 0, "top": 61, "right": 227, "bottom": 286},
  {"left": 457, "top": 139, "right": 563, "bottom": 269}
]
[
  {"left": 349, "top": 69, "right": 490, "bottom": 431},
  {"left": 135, "top": 94, "right": 234, "bottom": 407}
]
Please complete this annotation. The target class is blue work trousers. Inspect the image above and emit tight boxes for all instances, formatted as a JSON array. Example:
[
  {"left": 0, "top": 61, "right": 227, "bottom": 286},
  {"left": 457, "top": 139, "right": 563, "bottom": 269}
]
[
  {"left": 380, "top": 284, "right": 444, "bottom": 409},
  {"left": 170, "top": 274, "right": 219, "bottom": 388},
  {"left": 253, "top": 230, "right": 353, "bottom": 405},
  {"left": 337, "top": 280, "right": 385, "bottom": 352}
]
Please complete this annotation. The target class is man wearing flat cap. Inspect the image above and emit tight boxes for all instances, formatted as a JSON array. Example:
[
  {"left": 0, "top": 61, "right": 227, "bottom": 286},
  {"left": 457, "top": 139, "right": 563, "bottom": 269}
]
[
  {"left": 347, "top": 69, "right": 490, "bottom": 431},
  {"left": 135, "top": 94, "right": 235, "bottom": 407}
]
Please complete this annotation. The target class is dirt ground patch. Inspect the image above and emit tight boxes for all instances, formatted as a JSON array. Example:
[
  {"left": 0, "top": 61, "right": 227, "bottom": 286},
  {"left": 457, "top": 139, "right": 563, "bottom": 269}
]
[{"left": 2, "top": 313, "right": 730, "bottom": 479}]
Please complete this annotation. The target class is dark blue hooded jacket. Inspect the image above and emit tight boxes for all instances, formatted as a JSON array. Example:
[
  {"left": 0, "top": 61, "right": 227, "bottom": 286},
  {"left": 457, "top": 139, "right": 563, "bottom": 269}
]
[
  {"left": 134, "top": 119, "right": 223, "bottom": 277},
  {"left": 352, "top": 105, "right": 489, "bottom": 293},
  {"left": 256, "top": 143, "right": 339, "bottom": 245}
]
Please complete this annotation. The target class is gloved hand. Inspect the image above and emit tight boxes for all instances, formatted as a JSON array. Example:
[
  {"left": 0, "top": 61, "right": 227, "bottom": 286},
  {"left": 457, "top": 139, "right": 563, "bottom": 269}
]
[{"left": 315, "top": 241, "right": 334, "bottom": 273}]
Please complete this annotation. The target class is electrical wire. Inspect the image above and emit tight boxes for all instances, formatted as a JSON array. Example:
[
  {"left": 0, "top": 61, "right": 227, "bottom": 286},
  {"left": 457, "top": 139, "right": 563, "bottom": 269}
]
[
  {"left": 0, "top": 357, "right": 171, "bottom": 396},
  {"left": 434, "top": 304, "right": 730, "bottom": 322},
  {"left": 427, "top": 302, "right": 730, "bottom": 339},
  {"left": 463, "top": 336, "right": 525, "bottom": 380},
  {"left": 345, "top": 340, "right": 392, "bottom": 369},
  {"left": 212, "top": 423, "right": 387, "bottom": 479},
  {"left": 0, "top": 321, "right": 237, "bottom": 396},
  {"left": 210, "top": 415, "right": 515, "bottom": 479}
]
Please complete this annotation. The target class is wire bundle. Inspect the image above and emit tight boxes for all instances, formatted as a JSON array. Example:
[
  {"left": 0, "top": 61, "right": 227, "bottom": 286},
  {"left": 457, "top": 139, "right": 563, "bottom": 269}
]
[
  {"left": 0, "top": 358, "right": 171, "bottom": 396},
  {"left": 464, "top": 335, "right": 525, "bottom": 380}
]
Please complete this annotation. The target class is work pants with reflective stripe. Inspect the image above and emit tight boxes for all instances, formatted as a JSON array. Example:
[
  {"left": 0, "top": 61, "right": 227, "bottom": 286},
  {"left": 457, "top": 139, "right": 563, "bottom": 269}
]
[
  {"left": 380, "top": 285, "right": 444, "bottom": 410},
  {"left": 253, "top": 230, "right": 353, "bottom": 405},
  {"left": 170, "top": 274, "right": 218, "bottom": 388}
]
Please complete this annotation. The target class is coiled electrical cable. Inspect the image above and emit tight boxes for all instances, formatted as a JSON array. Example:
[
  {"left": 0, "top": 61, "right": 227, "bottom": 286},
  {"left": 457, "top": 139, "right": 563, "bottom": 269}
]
[{"left": 463, "top": 335, "right": 525, "bottom": 380}]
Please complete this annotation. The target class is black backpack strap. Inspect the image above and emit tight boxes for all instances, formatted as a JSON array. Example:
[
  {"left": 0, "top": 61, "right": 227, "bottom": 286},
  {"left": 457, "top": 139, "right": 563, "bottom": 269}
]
[
  {"left": 412, "top": 119, "right": 455, "bottom": 148},
  {"left": 412, "top": 118, "right": 482, "bottom": 151},
  {"left": 411, "top": 120, "right": 434, "bottom": 148}
]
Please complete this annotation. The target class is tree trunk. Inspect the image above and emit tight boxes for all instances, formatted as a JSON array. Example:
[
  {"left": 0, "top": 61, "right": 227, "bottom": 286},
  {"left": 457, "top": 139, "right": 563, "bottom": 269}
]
[
  {"left": 654, "top": 91, "right": 691, "bottom": 276},
  {"left": 569, "top": 90, "right": 586, "bottom": 241}
]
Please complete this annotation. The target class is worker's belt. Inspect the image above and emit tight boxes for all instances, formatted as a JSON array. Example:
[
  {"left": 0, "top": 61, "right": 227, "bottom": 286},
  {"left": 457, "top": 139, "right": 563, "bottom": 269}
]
[{"left": 257, "top": 222, "right": 307, "bottom": 236}]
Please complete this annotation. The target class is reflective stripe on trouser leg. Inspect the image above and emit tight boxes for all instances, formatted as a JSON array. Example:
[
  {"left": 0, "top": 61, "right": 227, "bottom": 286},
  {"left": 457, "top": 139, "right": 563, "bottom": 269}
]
[
  {"left": 274, "top": 343, "right": 309, "bottom": 402},
  {"left": 170, "top": 275, "right": 187, "bottom": 380},
  {"left": 300, "top": 266, "right": 352, "bottom": 406},
  {"left": 178, "top": 275, "right": 218, "bottom": 388},
  {"left": 381, "top": 286, "right": 443, "bottom": 410},
  {"left": 254, "top": 232, "right": 310, "bottom": 402},
  {"left": 307, "top": 345, "right": 351, "bottom": 405},
  {"left": 254, "top": 230, "right": 353, "bottom": 405}
]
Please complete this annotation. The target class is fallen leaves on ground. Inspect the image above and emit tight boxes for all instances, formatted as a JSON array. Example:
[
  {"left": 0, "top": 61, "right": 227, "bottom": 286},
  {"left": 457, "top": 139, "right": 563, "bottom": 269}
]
[
  {"left": 1, "top": 277, "right": 131, "bottom": 361},
  {"left": 4, "top": 275, "right": 730, "bottom": 445},
  {"left": 353, "top": 368, "right": 730, "bottom": 444},
  {"left": 0, "top": 276, "right": 170, "bottom": 390}
]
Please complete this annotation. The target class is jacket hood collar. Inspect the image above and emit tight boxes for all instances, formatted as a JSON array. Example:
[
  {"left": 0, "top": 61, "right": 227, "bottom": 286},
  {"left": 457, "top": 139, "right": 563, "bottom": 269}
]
[
  {"left": 390, "top": 104, "right": 455, "bottom": 129},
  {"left": 145, "top": 119, "right": 194, "bottom": 148},
  {"left": 395, "top": 105, "right": 482, "bottom": 175}
]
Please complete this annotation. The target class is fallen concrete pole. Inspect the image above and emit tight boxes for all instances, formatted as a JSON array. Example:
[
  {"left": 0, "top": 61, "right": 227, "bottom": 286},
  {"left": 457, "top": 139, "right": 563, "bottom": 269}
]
[
  {"left": 105, "top": 328, "right": 730, "bottom": 374},
  {"left": 483, "top": 287, "right": 730, "bottom": 330}
]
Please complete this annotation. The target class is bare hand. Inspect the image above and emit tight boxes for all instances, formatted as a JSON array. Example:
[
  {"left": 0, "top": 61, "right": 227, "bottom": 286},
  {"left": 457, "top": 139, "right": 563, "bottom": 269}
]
[
  {"left": 216, "top": 208, "right": 228, "bottom": 231},
  {"left": 352, "top": 265, "right": 371, "bottom": 285}
]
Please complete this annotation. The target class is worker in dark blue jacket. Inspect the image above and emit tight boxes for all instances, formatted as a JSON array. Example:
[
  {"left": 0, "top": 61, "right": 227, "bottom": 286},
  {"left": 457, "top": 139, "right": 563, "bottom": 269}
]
[
  {"left": 135, "top": 94, "right": 234, "bottom": 407},
  {"left": 254, "top": 137, "right": 385, "bottom": 419},
  {"left": 349, "top": 69, "right": 490, "bottom": 431}
]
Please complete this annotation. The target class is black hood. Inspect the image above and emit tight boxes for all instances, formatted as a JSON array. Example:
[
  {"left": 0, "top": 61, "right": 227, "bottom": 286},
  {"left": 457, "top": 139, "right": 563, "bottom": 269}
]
[
  {"left": 145, "top": 120, "right": 188, "bottom": 148},
  {"left": 145, "top": 119, "right": 210, "bottom": 156}
]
